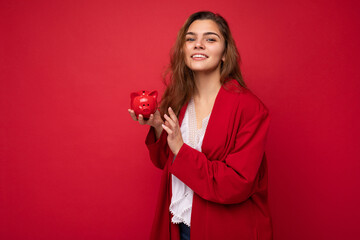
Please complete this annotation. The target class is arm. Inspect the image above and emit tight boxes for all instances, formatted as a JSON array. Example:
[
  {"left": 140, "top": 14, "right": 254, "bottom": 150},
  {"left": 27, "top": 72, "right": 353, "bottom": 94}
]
[
  {"left": 145, "top": 126, "right": 170, "bottom": 170},
  {"left": 128, "top": 109, "right": 168, "bottom": 169},
  {"left": 169, "top": 103, "right": 271, "bottom": 204}
]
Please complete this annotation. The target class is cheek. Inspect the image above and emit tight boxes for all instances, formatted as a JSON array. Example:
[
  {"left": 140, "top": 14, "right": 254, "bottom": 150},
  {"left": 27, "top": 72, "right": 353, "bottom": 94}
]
[
  {"left": 184, "top": 44, "right": 192, "bottom": 55},
  {"left": 207, "top": 44, "right": 225, "bottom": 57},
  {"left": 216, "top": 44, "right": 226, "bottom": 55},
  {"left": 208, "top": 47, "right": 224, "bottom": 60},
  {"left": 220, "top": 49, "right": 225, "bottom": 61},
  {"left": 183, "top": 46, "right": 192, "bottom": 65}
]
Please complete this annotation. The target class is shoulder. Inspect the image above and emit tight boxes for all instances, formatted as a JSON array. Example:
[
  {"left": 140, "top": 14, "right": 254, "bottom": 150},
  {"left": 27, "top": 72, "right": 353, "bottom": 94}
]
[{"left": 222, "top": 79, "right": 269, "bottom": 117}]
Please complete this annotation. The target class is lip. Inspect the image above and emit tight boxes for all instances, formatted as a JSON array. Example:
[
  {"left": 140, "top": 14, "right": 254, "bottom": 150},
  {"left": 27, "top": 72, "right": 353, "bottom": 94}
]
[{"left": 191, "top": 53, "right": 208, "bottom": 58}]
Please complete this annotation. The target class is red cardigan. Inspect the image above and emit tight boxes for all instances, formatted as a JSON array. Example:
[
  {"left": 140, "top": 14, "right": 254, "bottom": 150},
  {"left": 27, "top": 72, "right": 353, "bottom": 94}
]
[{"left": 145, "top": 79, "right": 273, "bottom": 240}]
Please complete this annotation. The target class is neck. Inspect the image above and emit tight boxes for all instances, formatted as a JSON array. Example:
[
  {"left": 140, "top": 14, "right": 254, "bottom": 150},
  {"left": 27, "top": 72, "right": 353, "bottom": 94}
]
[{"left": 193, "top": 67, "right": 221, "bottom": 101}]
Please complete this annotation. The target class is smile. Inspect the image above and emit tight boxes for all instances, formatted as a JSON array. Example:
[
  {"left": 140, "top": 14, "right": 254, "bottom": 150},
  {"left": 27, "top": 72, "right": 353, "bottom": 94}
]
[{"left": 191, "top": 54, "right": 208, "bottom": 60}]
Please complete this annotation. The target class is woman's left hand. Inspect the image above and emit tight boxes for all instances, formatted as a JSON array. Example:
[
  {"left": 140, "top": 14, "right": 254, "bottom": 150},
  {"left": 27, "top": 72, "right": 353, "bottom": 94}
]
[{"left": 162, "top": 107, "right": 184, "bottom": 155}]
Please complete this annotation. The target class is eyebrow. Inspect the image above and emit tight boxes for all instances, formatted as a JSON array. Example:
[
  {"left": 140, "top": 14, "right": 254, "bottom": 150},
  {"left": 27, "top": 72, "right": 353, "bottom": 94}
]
[{"left": 186, "top": 32, "right": 221, "bottom": 39}]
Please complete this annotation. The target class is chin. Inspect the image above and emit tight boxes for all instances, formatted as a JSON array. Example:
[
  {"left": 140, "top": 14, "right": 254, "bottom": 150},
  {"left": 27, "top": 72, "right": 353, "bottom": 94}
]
[{"left": 189, "top": 66, "right": 219, "bottom": 73}]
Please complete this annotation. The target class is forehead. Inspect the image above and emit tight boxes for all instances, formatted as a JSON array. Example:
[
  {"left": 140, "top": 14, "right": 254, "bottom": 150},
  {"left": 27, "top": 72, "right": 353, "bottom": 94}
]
[{"left": 187, "top": 20, "right": 221, "bottom": 34}]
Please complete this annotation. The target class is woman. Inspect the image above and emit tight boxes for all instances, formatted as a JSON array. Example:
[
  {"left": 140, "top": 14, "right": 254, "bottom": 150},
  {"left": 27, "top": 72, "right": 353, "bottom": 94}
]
[{"left": 128, "top": 11, "right": 272, "bottom": 240}]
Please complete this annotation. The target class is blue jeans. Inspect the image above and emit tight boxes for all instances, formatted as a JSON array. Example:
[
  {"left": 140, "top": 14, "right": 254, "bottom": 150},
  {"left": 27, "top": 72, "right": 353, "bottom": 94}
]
[{"left": 179, "top": 222, "right": 190, "bottom": 240}]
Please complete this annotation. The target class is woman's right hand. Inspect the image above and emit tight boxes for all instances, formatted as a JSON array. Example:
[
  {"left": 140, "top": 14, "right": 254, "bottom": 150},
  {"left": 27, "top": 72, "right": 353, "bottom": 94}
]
[{"left": 128, "top": 109, "right": 164, "bottom": 139}]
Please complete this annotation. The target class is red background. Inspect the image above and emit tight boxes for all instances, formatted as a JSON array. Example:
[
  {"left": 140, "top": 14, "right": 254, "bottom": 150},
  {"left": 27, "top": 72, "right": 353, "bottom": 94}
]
[{"left": 1, "top": 0, "right": 360, "bottom": 239}]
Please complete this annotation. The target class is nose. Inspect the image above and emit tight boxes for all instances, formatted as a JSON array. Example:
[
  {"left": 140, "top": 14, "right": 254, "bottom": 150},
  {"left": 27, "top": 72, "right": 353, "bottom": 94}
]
[{"left": 194, "top": 39, "right": 205, "bottom": 49}]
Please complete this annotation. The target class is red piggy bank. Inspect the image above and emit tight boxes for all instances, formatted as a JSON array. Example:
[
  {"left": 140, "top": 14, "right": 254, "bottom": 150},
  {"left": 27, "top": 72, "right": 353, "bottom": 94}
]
[{"left": 130, "top": 90, "right": 158, "bottom": 120}]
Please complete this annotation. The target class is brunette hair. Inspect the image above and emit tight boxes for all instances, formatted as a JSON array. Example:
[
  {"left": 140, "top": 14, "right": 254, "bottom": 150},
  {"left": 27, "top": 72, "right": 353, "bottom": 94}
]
[{"left": 159, "top": 11, "right": 247, "bottom": 118}]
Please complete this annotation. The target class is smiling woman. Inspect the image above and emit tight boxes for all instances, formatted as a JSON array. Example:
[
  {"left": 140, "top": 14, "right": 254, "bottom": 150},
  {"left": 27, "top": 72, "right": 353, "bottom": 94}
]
[
  {"left": 128, "top": 11, "right": 272, "bottom": 240},
  {"left": 183, "top": 20, "right": 225, "bottom": 75}
]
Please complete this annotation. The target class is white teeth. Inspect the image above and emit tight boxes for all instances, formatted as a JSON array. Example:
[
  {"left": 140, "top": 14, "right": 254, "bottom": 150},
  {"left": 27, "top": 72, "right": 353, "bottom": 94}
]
[{"left": 192, "top": 54, "right": 207, "bottom": 58}]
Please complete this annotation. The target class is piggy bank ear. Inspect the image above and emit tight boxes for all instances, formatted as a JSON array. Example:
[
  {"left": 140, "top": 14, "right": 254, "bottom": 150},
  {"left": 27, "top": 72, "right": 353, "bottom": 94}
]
[
  {"left": 130, "top": 92, "right": 140, "bottom": 102},
  {"left": 149, "top": 91, "right": 158, "bottom": 100}
]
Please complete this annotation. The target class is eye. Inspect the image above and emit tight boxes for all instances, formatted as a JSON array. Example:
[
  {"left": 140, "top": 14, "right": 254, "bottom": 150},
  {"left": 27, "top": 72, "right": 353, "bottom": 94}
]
[
  {"left": 186, "top": 38, "right": 195, "bottom": 42},
  {"left": 206, "top": 38, "right": 216, "bottom": 42}
]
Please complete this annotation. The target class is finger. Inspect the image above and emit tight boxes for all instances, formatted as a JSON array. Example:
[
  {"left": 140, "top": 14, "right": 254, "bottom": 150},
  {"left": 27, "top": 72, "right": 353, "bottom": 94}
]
[
  {"left": 155, "top": 110, "right": 162, "bottom": 117},
  {"left": 146, "top": 115, "right": 153, "bottom": 124},
  {"left": 138, "top": 114, "right": 146, "bottom": 125},
  {"left": 164, "top": 114, "right": 176, "bottom": 128},
  {"left": 164, "top": 120, "right": 172, "bottom": 128},
  {"left": 168, "top": 107, "right": 178, "bottom": 123},
  {"left": 128, "top": 109, "right": 138, "bottom": 121},
  {"left": 162, "top": 123, "right": 173, "bottom": 135}
]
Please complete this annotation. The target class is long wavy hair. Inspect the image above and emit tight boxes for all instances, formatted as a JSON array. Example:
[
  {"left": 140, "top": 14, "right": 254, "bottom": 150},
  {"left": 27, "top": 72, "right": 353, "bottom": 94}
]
[{"left": 159, "top": 11, "right": 247, "bottom": 118}]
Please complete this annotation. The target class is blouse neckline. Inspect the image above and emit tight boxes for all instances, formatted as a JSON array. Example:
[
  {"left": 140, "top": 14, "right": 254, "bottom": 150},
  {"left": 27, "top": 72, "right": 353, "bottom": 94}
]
[{"left": 189, "top": 97, "right": 211, "bottom": 131}]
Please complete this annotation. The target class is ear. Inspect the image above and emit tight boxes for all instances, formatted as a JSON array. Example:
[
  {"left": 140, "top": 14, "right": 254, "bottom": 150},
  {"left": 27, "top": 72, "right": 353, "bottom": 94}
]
[
  {"left": 222, "top": 49, "right": 226, "bottom": 62},
  {"left": 130, "top": 92, "right": 140, "bottom": 102},
  {"left": 149, "top": 90, "right": 158, "bottom": 100}
]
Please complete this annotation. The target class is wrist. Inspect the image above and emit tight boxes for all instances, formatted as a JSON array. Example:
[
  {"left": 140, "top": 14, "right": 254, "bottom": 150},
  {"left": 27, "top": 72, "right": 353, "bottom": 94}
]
[
  {"left": 174, "top": 142, "right": 184, "bottom": 156},
  {"left": 153, "top": 125, "right": 163, "bottom": 140}
]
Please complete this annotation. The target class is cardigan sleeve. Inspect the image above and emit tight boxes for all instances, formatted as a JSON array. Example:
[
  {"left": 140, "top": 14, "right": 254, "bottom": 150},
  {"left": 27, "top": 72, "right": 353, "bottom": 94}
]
[
  {"left": 145, "top": 126, "right": 170, "bottom": 170},
  {"left": 169, "top": 101, "right": 271, "bottom": 204}
]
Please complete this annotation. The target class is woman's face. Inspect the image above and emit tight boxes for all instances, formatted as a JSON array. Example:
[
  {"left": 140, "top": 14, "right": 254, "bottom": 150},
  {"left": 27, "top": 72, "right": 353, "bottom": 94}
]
[{"left": 183, "top": 20, "right": 225, "bottom": 74}]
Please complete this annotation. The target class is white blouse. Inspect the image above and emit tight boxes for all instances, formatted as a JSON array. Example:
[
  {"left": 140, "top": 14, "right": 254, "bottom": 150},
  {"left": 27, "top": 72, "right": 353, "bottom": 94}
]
[{"left": 169, "top": 98, "right": 211, "bottom": 227}]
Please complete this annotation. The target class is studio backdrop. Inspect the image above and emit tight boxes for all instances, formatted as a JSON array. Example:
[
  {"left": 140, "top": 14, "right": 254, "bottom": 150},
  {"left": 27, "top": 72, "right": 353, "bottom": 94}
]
[{"left": 1, "top": 0, "right": 359, "bottom": 239}]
